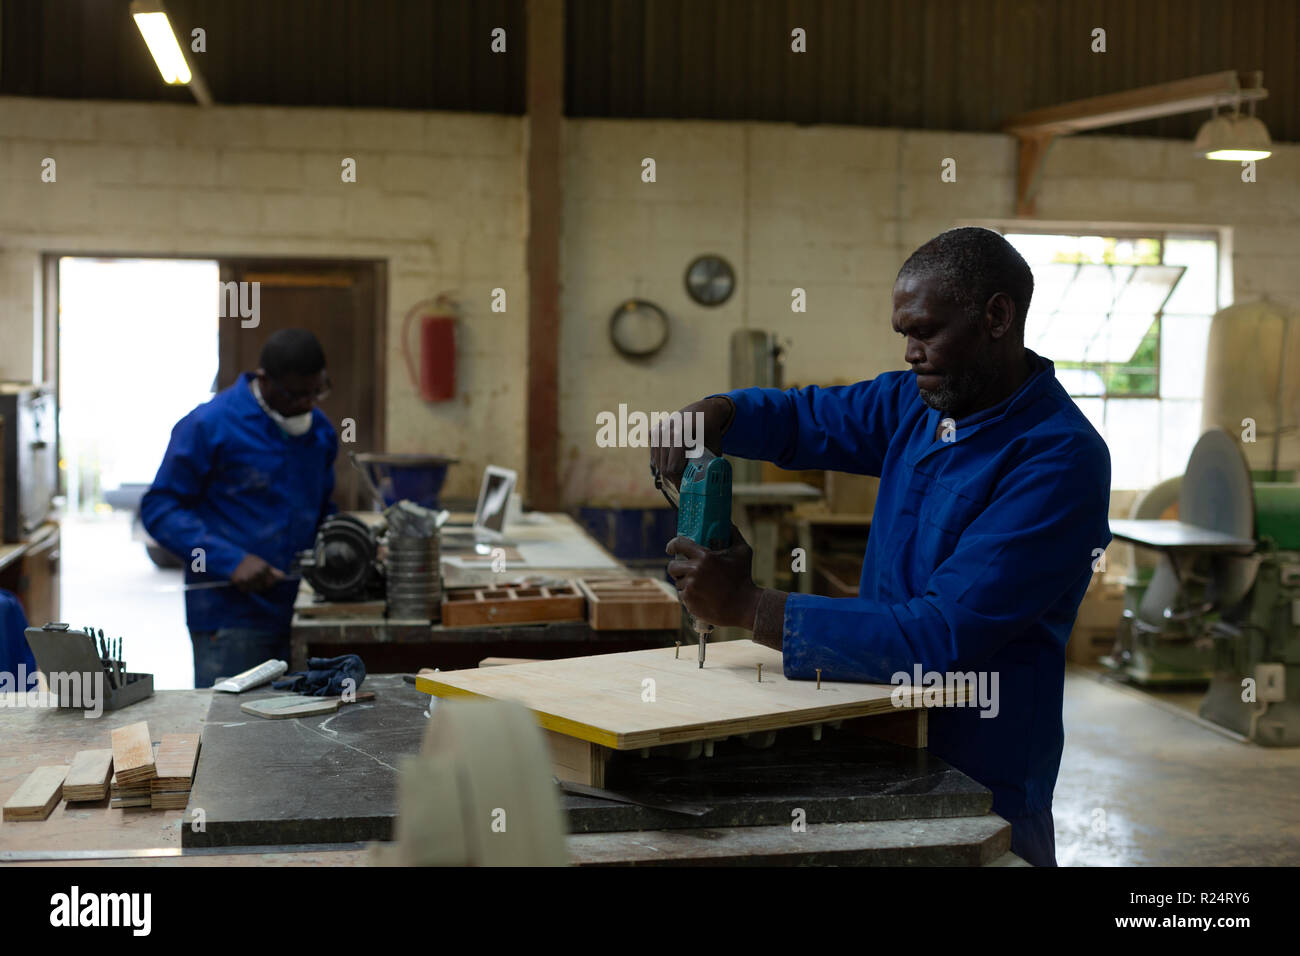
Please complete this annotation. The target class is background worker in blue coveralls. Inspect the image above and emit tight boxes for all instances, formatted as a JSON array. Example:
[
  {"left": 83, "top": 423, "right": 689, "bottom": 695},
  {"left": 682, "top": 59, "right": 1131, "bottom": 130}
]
[
  {"left": 655, "top": 227, "right": 1112, "bottom": 867},
  {"left": 142, "top": 329, "right": 337, "bottom": 688}
]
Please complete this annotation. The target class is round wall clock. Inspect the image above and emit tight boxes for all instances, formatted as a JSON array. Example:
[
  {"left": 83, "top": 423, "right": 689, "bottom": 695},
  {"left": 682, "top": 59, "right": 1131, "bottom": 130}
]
[{"left": 685, "top": 254, "right": 735, "bottom": 306}]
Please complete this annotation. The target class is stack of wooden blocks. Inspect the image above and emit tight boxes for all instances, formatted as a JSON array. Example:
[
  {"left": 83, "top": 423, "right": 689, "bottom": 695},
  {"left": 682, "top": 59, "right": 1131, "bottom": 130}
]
[
  {"left": 109, "top": 721, "right": 156, "bottom": 809},
  {"left": 110, "top": 765, "right": 154, "bottom": 809},
  {"left": 150, "top": 733, "right": 201, "bottom": 809},
  {"left": 63, "top": 749, "right": 114, "bottom": 801},
  {"left": 1, "top": 720, "right": 201, "bottom": 821}
]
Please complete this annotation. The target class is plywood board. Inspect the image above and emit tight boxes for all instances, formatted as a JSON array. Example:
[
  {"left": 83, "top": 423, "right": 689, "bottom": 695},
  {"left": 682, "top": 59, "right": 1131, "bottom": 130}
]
[
  {"left": 150, "top": 791, "right": 191, "bottom": 810},
  {"left": 110, "top": 721, "right": 156, "bottom": 785},
  {"left": 63, "top": 749, "right": 114, "bottom": 801},
  {"left": 417, "top": 640, "right": 968, "bottom": 751},
  {"left": 577, "top": 577, "right": 681, "bottom": 630},
  {"left": 110, "top": 752, "right": 156, "bottom": 799},
  {"left": 440, "top": 581, "right": 584, "bottom": 627},
  {"left": 151, "top": 734, "right": 201, "bottom": 791},
  {"left": 4, "top": 765, "right": 69, "bottom": 820},
  {"left": 109, "top": 776, "right": 149, "bottom": 794}
]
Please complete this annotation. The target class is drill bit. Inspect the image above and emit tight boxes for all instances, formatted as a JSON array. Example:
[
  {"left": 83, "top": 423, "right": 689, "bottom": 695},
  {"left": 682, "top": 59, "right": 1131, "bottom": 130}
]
[
  {"left": 696, "top": 622, "right": 711, "bottom": 668},
  {"left": 651, "top": 463, "right": 680, "bottom": 511}
]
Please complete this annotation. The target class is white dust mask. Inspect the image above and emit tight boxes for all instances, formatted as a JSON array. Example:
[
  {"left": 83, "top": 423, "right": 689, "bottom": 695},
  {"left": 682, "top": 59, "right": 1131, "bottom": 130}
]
[{"left": 251, "top": 378, "right": 314, "bottom": 437}]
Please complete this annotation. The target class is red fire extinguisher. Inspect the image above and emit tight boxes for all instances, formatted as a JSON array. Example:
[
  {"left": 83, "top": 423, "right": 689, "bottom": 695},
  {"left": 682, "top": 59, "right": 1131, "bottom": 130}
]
[{"left": 402, "top": 295, "right": 458, "bottom": 402}]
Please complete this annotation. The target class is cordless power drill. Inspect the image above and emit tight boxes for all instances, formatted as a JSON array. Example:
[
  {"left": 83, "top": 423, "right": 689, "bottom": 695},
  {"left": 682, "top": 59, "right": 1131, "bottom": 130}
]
[{"left": 658, "top": 450, "right": 733, "bottom": 668}]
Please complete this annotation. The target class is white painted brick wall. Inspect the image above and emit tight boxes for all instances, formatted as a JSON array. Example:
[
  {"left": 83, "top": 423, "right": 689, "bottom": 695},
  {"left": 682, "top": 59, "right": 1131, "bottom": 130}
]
[
  {"left": 562, "top": 120, "right": 1300, "bottom": 506},
  {"left": 0, "top": 96, "right": 527, "bottom": 501},
  {"left": 3, "top": 99, "right": 1297, "bottom": 508}
]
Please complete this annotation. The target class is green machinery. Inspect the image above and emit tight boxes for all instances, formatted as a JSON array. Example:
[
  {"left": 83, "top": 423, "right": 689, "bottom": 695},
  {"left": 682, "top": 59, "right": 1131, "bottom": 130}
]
[{"left": 1108, "top": 428, "right": 1300, "bottom": 746}]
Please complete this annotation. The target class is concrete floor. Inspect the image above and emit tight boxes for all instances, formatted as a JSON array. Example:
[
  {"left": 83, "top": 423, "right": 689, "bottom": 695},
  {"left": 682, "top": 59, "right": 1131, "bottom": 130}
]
[
  {"left": 59, "top": 512, "right": 194, "bottom": 689},
  {"left": 1055, "top": 666, "right": 1300, "bottom": 865}
]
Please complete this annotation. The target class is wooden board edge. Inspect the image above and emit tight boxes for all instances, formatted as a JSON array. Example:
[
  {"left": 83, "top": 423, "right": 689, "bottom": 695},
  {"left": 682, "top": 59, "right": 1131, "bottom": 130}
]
[
  {"left": 417, "top": 676, "right": 624, "bottom": 749},
  {"left": 578, "top": 693, "right": 967, "bottom": 751}
]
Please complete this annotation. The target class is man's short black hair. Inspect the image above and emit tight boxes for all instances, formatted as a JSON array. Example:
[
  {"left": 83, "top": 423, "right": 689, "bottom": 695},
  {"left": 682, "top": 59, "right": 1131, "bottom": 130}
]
[
  {"left": 259, "top": 329, "right": 326, "bottom": 378},
  {"left": 897, "top": 227, "right": 1035, "bottom": 333}
]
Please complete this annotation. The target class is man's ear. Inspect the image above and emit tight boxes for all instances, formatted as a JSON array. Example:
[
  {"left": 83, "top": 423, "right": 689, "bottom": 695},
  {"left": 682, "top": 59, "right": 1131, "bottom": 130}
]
[{"left": 985, "top": 292, "right": 1016, "bottom": 339}]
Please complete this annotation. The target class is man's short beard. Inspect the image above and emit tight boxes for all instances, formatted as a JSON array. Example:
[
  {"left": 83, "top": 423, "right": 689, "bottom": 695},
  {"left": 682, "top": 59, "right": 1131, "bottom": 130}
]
[{"left": 918, "top": 341, "right": 1000, "bottom": 416}]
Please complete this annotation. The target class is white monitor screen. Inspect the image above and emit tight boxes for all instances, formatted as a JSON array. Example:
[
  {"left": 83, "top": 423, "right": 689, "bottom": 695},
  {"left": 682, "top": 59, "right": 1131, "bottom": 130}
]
[{"left": 476, "top": 468, "right": 515, "bottom": 535}]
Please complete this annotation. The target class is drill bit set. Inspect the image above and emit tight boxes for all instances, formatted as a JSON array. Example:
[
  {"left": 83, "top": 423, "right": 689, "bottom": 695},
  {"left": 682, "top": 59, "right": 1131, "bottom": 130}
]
[
  {"left": 87, "top": 626, "right": 126, "bottom": 692},
  {"left": 23, "top": 622, "right": 155, "bottom": 710}
]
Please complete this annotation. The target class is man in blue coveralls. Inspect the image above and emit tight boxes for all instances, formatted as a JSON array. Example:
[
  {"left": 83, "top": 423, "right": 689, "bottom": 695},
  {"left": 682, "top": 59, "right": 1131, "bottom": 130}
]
[
  {"left": 142, "top": 329, "right": 337, "bottom": 688},
  {"left": 656, "top": 227, "right": 1112, "bottom": 866}
]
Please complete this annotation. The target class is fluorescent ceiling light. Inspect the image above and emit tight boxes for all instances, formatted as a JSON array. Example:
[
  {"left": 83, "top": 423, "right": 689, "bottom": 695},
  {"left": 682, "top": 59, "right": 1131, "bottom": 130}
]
[
  {"left": 1194, "top": 113, "right": 1272, "bottom": 161},
  {"left": 132, "top": 8, "right": 192, "bottom": 85}
]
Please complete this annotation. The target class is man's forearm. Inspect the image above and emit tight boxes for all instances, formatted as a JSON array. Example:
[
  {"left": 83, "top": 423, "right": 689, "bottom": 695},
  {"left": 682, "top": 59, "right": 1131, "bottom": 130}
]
[
  {"left": 142, "top": 496, "right": 245, "bottom": 579},
  {"left": 751, "top": 588, "right": 788, "bottom": 651},
  {"left": 714, "top": 394, "right": 736, "bottom": 435}
]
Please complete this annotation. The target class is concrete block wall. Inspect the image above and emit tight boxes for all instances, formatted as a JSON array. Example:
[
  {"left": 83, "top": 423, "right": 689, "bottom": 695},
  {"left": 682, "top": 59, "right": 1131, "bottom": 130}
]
[
  {"left": 2, "top": 97, "right": 1297, "bottom": 507},
  {"left": 0, "top": 97, "right": 526, "bottom": 501},
  {"left": 561, "top": 119, "right": 1299, "bottom": 506}
]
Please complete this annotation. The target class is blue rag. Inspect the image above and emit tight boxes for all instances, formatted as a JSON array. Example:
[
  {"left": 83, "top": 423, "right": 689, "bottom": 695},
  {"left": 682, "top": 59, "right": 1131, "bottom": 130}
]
[{"left": 272, "top": 653, "right": 366, "bottom": 696}]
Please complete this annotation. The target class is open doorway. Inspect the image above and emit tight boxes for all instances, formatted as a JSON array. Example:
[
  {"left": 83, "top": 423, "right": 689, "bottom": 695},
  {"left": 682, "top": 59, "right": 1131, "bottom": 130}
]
[
  {"left": 57, "top": 256, "right": 219, "bottom": 688},
  {"left": 52, "top": 255, "right": 386, "bottom": 688}
]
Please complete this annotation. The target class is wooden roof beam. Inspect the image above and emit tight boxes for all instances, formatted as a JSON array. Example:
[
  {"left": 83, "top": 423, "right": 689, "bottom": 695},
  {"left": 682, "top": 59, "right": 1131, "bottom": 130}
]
[{"left": 1004, "top": 71, "right": 1269, "bottom": 216}]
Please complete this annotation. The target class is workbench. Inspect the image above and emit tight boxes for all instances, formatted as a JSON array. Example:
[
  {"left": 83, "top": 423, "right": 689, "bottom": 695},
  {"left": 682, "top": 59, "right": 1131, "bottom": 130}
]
[
  {"left": 289, "top": 512, "right": 681, "bottom": 671},
  {"left": 1, "top": 676, "right": 1021, "bottom": 866}
]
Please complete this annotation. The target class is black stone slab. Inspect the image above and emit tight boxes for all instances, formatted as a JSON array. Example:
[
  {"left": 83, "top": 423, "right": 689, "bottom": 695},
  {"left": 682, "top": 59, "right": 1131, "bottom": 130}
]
[
  {"left": 565, "top": 727, "right": 992, "bottom": 833},
  {"left": 185, "top": 676, "right": 992, "bottom": 848},
  {"left": 183, "top": 675, "right": 427, "bottom": 848}
]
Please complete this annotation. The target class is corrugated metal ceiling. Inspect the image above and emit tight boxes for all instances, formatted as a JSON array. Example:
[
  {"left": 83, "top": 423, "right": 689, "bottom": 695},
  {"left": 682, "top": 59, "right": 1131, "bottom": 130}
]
[{"left": 2, "top": 0, "right": 1294, "bottom": 141}]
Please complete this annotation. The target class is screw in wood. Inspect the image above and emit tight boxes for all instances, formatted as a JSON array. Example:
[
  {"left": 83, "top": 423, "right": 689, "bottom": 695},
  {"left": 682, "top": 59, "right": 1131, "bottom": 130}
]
[
  {"left": 757, "top": 662, "right": 763, "bottom": 683},
  {"left": 816, "top": 668, "right": 822, "bottom": 690},
  {"left": 675, "top": 641, "right": 681, "bottom": 659}
]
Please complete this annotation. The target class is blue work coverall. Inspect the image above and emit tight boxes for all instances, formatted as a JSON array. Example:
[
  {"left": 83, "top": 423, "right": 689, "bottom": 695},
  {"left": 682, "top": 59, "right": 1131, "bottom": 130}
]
[
  {"left": 141, "top": 373, "right": 337, "bottom": 686},
  {"left": 720, "top": 350, "right": 1112, "bottom": 866},
  {"left": 0, "top": 589, "right": 34, "bottom": 680}
]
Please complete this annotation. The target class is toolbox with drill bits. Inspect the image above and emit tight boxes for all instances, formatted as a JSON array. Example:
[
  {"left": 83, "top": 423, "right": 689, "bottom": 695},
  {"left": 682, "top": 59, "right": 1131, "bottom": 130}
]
[{"left": 24, "top": 622, "right": 154, "bottom": 710}]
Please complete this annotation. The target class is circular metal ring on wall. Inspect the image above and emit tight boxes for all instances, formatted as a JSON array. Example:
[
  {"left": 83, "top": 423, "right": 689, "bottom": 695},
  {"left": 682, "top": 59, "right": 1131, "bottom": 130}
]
[{"left": 609, "top": 298, "right": 670, "bottom": 358}]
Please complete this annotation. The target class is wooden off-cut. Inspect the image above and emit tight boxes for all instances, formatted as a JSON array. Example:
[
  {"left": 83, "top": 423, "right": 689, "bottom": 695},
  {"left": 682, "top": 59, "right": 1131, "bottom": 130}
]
[
  {"left": 110, "top": 721, "right": 156, "bottom": 785},
  {"left": 3, "top": 765, "right": 68, "bottom": 821},
  {"left": 151, "top": 733, "right": 201, "bottom": 809},
  {"left": 63, "top": 749, "right": 114, "bottom": 802}
]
